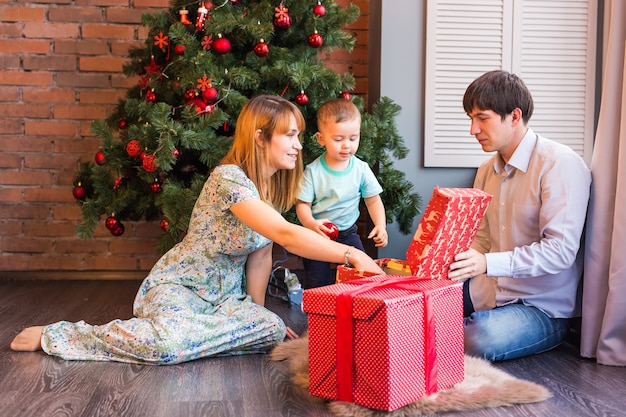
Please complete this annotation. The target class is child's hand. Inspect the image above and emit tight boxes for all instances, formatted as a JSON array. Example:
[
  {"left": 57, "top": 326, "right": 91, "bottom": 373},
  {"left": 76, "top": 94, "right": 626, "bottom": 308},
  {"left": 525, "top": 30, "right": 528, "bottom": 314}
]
[
  {"left": 311, "top": 219, "right": 334, "bottom": 239},
  {"left": 368, "top": 226, "right": 388, "bottom": 248}
]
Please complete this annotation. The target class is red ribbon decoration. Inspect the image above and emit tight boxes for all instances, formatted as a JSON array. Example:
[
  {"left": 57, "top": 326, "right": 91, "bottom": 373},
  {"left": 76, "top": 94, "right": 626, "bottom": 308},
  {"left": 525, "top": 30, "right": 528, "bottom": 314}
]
[{"left": 335, "top": 277, "right": 439, "bottom": 402}]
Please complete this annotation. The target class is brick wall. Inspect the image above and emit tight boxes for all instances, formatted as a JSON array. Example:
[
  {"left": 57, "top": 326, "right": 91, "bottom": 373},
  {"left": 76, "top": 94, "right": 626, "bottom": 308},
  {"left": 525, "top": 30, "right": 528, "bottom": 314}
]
[{"left": 0, "top": 0, "right": 370, "bottom": 276}]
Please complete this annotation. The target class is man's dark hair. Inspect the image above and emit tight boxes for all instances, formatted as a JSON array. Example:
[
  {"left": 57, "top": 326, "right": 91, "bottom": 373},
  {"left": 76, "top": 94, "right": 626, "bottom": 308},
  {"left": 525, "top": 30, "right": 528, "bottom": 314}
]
[{"left": 463, "top": 70, "right": 534, "bottom": 124}]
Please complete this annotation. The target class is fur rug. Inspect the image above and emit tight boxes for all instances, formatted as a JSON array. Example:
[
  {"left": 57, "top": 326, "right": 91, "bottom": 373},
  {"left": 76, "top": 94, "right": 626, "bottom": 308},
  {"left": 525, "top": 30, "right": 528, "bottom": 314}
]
[{"left": 269, "top": 334, "right": 551, "bottom": 417}]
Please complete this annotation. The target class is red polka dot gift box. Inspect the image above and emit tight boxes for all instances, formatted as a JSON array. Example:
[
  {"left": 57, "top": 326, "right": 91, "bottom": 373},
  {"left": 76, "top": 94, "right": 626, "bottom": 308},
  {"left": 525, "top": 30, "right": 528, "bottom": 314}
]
[
  {"left": 302, "top": 275, "right": 464, "bottom": 411},
  {"left": 336, "top": 187, "right": 492, "bottom": 283}
]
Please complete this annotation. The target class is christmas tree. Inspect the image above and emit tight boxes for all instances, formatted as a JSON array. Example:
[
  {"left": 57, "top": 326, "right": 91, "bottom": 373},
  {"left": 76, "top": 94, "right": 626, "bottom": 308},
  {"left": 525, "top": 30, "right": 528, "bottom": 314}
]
[{"left": 72, "top": 0, "right": 421, "bottom": 254}]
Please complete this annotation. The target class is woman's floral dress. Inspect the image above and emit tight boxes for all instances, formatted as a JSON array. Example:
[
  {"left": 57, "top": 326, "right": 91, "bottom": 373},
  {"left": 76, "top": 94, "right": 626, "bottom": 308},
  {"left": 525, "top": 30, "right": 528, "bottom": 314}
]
[{"left": 41, "top": 165, "right": 287, "bottom": 364}]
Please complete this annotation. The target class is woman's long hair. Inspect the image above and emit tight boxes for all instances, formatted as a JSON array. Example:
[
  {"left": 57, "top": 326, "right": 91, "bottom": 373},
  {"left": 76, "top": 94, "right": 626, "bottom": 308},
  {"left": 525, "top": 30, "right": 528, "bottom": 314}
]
[{"left": 220, "top": 95, "right": 305, "bottom": 212}]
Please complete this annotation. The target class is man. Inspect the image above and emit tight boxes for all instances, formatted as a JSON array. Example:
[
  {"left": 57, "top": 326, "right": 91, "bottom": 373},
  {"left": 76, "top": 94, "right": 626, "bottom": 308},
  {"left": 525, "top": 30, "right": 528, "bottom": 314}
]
[{"left": 448, "top": 70, "right": 591, "bottom": 361}]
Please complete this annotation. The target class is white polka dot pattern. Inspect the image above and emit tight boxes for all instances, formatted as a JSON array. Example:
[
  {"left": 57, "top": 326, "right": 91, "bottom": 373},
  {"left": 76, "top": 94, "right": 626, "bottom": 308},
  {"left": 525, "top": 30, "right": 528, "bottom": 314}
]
[{"left": 302, "top": 276, "right": 464, "bottom": 411}]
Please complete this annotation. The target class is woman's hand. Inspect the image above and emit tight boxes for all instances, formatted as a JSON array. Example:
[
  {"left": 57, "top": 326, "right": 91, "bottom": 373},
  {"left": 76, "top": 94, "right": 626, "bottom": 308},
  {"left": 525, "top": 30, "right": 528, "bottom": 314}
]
[{"left": 350, "top": 248, "right": 384, "bottom": 274}]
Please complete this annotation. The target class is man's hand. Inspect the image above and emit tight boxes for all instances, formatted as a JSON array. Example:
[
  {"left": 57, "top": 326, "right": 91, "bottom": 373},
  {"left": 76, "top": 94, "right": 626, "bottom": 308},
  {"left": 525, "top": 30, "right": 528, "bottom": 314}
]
[{"left": 448, "top": 248, "right": 487, "bottom": 281}]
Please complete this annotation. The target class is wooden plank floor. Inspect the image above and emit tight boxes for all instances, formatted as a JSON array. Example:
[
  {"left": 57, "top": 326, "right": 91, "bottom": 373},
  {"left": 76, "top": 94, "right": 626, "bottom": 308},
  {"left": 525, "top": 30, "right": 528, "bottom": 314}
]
[{"left": 1, "top": 279, "right": 625, "bottom": 417}]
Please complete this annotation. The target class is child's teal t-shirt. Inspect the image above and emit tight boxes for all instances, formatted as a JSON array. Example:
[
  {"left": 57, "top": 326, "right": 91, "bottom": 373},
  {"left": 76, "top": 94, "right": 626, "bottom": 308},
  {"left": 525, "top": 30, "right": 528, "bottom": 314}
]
[{"left": 298, "top": 154, "right": 382, "bottom": 231}]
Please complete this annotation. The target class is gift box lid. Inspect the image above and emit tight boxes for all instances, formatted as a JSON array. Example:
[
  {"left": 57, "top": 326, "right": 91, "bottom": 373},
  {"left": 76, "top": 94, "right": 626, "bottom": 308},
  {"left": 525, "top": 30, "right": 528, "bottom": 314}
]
[
  {"left": 405, "top": 187, "right": 491, "bottom": 277},
  {"left": 302, "top": 275, "right": 462, "bottom": 320}
]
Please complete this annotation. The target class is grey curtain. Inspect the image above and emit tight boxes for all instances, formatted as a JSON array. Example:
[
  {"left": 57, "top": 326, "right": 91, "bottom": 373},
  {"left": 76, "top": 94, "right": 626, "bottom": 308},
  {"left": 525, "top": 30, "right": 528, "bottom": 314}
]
[{"left": 580, "top": 0, "right": 626, "bottom": 366}]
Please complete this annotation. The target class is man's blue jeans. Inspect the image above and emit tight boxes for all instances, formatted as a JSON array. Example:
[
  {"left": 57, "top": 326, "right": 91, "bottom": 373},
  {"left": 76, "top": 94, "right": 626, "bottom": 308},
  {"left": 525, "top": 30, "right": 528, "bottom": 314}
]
[{"left": 464, "top": 302, "right": 570, "bottom": 361}]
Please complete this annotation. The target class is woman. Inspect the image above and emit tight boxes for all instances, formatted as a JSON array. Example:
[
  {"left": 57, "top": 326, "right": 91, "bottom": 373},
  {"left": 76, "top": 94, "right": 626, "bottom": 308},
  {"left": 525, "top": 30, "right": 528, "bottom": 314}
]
[{"left": 10, "top": 95, "right": 383, "bottom": 364}]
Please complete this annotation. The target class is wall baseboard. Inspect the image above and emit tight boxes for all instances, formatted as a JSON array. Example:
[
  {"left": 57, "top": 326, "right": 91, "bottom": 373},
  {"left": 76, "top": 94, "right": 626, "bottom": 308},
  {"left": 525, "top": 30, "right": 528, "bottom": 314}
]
[{"left": 0, "top": 271, "right": 146, "bottom": 281}]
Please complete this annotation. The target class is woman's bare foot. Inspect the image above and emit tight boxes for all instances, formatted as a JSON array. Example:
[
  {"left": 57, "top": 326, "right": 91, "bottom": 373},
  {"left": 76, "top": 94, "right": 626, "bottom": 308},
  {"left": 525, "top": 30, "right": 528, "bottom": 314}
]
[{"left": 10, "top": 326, "right": 44, "bottom": 351}]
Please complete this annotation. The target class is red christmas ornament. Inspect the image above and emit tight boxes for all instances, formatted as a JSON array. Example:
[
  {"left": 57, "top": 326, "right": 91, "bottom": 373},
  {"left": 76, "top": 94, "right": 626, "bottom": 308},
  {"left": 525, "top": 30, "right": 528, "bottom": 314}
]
[
  {"left": 110, "top": 223, "right": 125, "bottom": 236},
  {"left": 142, "top": 155, "right": 158, "bottom": 172},
  {"left": 190, "top": 98, "right": 209, "bottom": 114},
  {"left": 143, "top": 55, "right": 161, "bottom": 75},
  {"left": 172, "top": 148, "right": 180, "bottom": 159},
  {"left": 105, "top": 215, "right": 120, "bottom": 231},
  {"left": 125, "top": 140, "right": 142, "bottom": 157},
  {"left": 313, "top": 2, "right": 326, "bottom": 16},
  {"left": 184, "top": 89, "right": 198, "bottom": 100},
  {"left": 218, "top": 120, "right": 232, "bottom": 135},
  {"left": 308, "top": 31, "right": 323, "bottom": 48},
  {"left": 145, "top": 89, "right": 156, "bottom": 102},
  {"left": 198, "top": 104, "right": 215, "bottom": 114},
  {"left": 174, "top": 44, "right": 186, "bottom": 55},
  {"left": 254, "top": 40, "right": 270, "bottom": 57},
  {"left": 72, "top": 183, "right": 86, "bottom": 200},
  {"left": 213, "top": 35, "right": 231, "bottom": 55},
  {"left": 153, "top": 31, "right": 169, "bottom": 50},
  {"left": 340, "top": 91, "right": 351, "bottom": 101},
  {"left": 151, "top": 179, "right": 162, "bottom": 193},
  {"left": 295, "top": 91, "right": 309, "bottom": 106},
  {"left": 118, "top": 119, "right": 128, "bottom": 129},
  {"left": 94, "top": 150, "right": 105, "bottom": 166},
  {"left": 322, "top": 222, "right": 339, "bottom": 240},
  {"left": 196, "top": 3, "right": 209, "bottom": 32},
  {"left": 179, "top": 9, "right": 191, "bottom": 25},
  {"left": 201, "top": 35, "right": 213, "bottom": 51},
  {"left": 202, "top": 86, "right": 219, "bottom": 104},
  {"left": 197, "top": 74, "right": 212, "bottom": 91},
  {"left": 273, "top": 3, "right": 291, "bottom": 29},
  {"left": 113, "top": 176, "right": 124, "bottom": 191},
  {"left": 160, "top": 218, "right": 169, "bottom": 231},
  {"left": 138, "top": 74, "right": 150, "bottom": 90}
]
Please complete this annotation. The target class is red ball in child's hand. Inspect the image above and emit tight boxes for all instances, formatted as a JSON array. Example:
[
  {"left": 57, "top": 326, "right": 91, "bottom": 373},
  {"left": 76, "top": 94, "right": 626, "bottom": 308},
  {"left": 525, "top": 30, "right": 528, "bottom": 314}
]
[{"left": 322, "top": 222, "right": 339, "bottom": 240}]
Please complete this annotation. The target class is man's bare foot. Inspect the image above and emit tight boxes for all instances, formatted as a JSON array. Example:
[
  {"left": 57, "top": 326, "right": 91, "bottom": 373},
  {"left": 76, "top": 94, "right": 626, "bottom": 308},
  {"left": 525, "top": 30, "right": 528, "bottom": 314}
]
[{"left": 10, "top": 326, "right": 44, "bottom": 351}]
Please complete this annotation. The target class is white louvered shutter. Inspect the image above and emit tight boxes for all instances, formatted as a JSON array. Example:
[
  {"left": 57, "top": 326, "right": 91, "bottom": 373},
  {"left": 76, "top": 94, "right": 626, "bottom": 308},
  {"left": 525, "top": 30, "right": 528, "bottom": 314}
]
[{"left": 424, "top": 0, "right": 596, "bottom": 167}]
